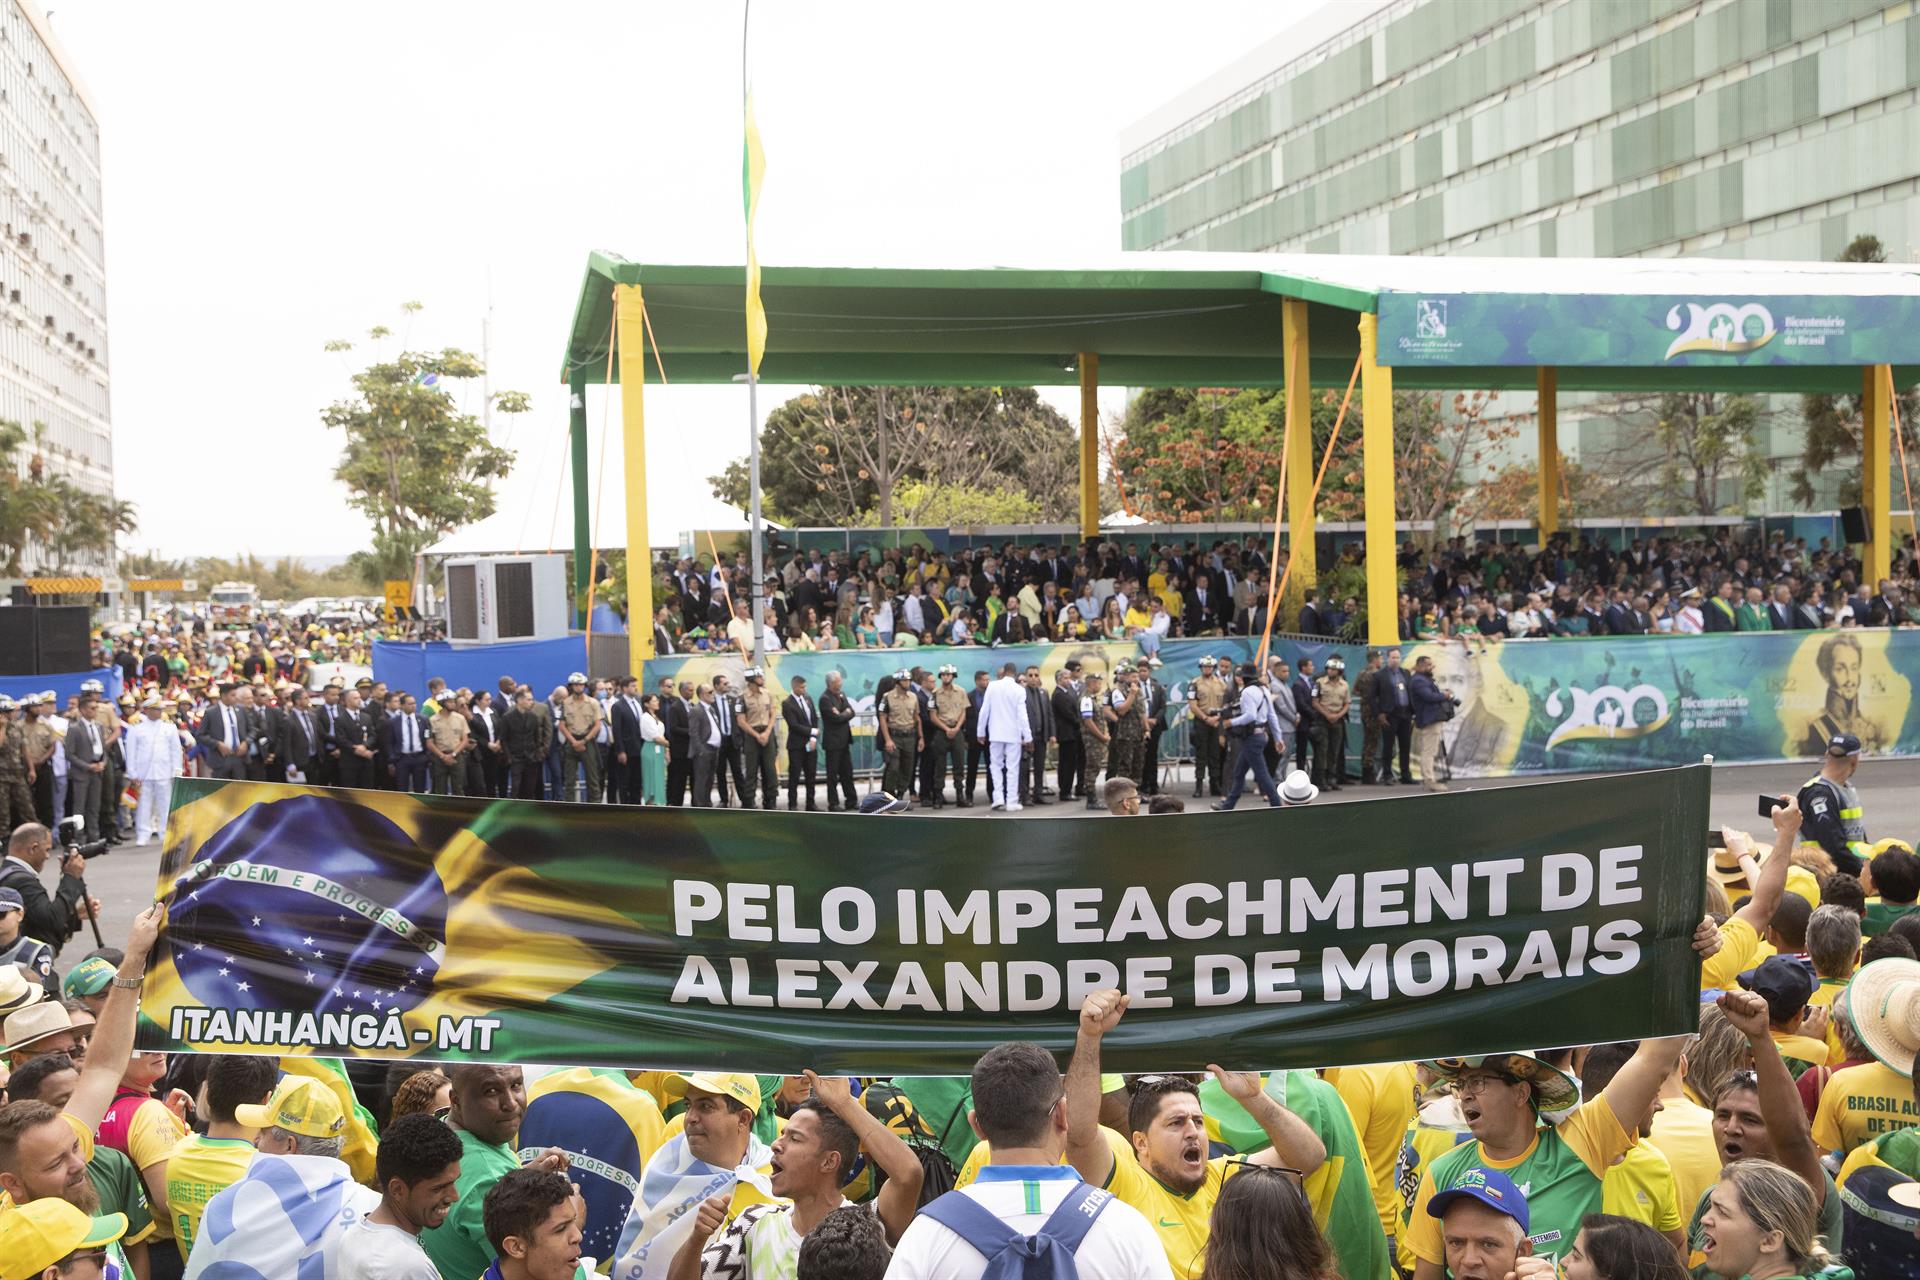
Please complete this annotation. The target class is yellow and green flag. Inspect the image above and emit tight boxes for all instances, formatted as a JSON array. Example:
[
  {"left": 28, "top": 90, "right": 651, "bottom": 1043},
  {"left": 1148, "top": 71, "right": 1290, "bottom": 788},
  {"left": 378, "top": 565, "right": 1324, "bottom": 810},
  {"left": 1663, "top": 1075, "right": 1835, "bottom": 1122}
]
[{"left": 742, "top": 90, "right": 766, "bottom": 376}]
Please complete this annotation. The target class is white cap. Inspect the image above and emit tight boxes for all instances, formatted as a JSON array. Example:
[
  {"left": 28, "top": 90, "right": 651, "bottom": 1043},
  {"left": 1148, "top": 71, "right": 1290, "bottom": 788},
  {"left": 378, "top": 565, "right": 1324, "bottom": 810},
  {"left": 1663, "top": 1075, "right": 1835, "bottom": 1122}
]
[{"left": 567, "top": 672, "right": 587, "bottom": 684}]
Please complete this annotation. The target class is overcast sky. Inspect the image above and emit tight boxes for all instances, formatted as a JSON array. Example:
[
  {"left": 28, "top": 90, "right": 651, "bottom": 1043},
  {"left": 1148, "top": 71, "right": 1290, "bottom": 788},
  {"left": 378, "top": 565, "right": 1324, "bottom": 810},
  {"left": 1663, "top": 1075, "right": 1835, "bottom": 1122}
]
[{"left": 52, "top": 1, "right": 1312, "bottom": 559}]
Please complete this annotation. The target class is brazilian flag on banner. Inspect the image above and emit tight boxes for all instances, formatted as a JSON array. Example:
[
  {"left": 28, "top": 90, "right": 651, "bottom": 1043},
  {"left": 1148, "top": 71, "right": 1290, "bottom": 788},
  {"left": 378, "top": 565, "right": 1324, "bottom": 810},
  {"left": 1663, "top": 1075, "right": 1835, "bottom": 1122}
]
[{"left": 1200, "top": 1072, "right": 1392, "bottom": 1280}]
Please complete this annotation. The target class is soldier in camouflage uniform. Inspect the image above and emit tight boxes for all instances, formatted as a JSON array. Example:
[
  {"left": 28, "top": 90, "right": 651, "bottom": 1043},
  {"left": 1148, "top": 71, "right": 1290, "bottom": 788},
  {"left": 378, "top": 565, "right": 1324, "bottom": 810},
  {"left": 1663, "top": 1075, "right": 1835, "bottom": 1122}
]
[
  {"left": 0, "top": 697, "right": 35, "bottom": 837},
  {"left": 1078, "top": 673, "right": 1110, "bottom": 810},
  {"left": 878, "top": 669, "right": 922, "bottom": 803},
  {"left": 1108, "top": 662, "right": 1145, "bottom": 786}
]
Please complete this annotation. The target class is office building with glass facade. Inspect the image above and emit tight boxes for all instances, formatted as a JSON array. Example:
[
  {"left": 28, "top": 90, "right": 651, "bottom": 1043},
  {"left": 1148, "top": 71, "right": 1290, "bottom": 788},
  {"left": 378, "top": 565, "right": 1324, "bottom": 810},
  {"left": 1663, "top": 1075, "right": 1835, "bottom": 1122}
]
[
  {"left": 0, "top": 0, "right": 109, "bottom": 563},
  {"left": 1120, "top": 0, "right": 1920, "bottom": 510}
]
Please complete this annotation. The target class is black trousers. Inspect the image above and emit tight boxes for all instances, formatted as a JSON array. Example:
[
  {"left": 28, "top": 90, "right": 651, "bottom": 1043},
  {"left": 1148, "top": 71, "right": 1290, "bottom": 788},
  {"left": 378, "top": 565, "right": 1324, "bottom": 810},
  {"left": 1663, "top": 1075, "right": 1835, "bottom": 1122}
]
[
  {"left": 1385, "top": 713, "right": 1413, "bottom": 781},
  {"left": 823, "top": 745, "right": 855, "bottom": 809},
  {"left": 31, "top": 767, "right": 52, "bottom": 826},
  {"left": 785, "top": 738, "right": 817, "bottom": 808},
  {"left": 510, "top": 760, "right": 543, "bottom": 799},
  {"left": 1020, "top": 742, "right": 1047, "bottom": 803},
  {"left": 1141, "top": 730, "right": 1164, "bottom": 793},
  {"left": 691, "top": 754, "right": 715, "bottom": 806},
  {"left": 717, "top": 735, "right": 748, "bottom": 805},
  {"left": 965, "top": 739, "right": 987, "bottom": 800},
  {"left": 338, "top": 756, "right": 375, "bottom": 789},
  {"left": 1055, "top": 738, "right": 1082, "bottom": 802},
  {"left": 667, "top": 751, "right": 690, "bottom": 806}
]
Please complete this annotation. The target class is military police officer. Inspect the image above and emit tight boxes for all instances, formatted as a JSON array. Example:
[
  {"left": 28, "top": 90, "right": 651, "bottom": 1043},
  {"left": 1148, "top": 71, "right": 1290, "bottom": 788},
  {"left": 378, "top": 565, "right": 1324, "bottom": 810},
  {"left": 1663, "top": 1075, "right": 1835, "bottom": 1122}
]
[
  {"left": 929, "top": 665, "right": 969, "bottom": 808},
  {"left": 738, "top": 666, "right": 780, "bottom": 808},
  {"left": 1311, "top": 656, "right": 1351, "bottom": 791},
  {"left": 1188, "top": 656, "right": 1227, "bottom": 797},
  {"left": 1798, "top": 732, "right": 1870, "bottom": 876},
  {"left": 558, "top": 672, "right": 606, "bottom": 803},
  {"left": 878, "top": 670, "right": 922, "bottom": 804}
]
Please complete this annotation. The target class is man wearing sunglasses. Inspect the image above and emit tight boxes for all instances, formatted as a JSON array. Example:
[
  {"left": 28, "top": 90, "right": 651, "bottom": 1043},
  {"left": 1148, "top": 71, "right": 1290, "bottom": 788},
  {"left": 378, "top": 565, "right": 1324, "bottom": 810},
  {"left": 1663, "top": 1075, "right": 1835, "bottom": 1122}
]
[{"left": 1064, "top": 988, "right": 1326, "bottom": 1279}]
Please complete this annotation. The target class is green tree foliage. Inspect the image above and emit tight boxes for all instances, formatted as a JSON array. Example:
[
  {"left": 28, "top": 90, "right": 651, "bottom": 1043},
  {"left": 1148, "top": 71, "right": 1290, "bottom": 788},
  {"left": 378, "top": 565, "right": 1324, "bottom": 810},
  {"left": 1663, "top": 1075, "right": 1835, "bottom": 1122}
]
[
  {"left": 1652, "top": 392, "right": 1768, "bottom": 515},
  {"left": 708, "top": 386, "right": 1078, "bottom": 526},
  {"left": 0, "top": 419, "right": 136, "bottom": 574},
  {"left": 1795, "top": 235, "right": 1920, "bottom": 505},
  {"left": 855, "top": 479, "right": 1041, "bottom": 527},
  {"left": 322, "top": 309, "right": 528, "bottom": 583}
]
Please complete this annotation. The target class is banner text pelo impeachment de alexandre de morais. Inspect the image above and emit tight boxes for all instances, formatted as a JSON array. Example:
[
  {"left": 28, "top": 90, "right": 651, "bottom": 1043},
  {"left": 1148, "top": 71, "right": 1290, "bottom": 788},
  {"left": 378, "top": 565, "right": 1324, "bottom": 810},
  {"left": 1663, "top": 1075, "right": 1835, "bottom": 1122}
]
[{"left": 139, "top": 766, "right": 1709, "bottom": 1073}]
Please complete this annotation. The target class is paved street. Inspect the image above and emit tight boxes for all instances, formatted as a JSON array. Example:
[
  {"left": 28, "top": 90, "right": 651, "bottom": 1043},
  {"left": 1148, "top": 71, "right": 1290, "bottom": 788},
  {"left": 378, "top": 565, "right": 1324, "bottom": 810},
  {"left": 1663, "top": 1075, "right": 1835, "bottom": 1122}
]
[{"left": 62, "top": 757, "right": 1918, "bottom": 949}]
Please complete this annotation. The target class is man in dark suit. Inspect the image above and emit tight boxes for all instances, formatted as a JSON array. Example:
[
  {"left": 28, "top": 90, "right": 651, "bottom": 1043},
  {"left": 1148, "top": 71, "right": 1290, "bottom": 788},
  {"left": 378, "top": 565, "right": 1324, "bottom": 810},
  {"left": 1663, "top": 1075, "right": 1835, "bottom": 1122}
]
[
  {"left": 247, "top": 687, "right": 280, "bottom": 784},
  {"left": 1602, "top": 590, "right": 1638, "bottom": 636},
  {"left": 1767, "top": 584, "right": 1798, "bottom": 632},
  {"left": 315, "top": 683, "right": 345, "bottom": 786},
  {"left": 610, "top": 677, "right": 646, "bottom": 804},
  {"left": 63, "top": 691, "right": 107, "bottom": 838},
  {"left": 712, "top": 674, "right": 747, "bottom": 807},
  {"left": 818, "top": 671, "right": 856, "bottom": 812},
  {"left": 196, "top": 684, "right": 252, "bottom": 782},
  {"left": 651, "top": 606, "right": 678, "bottom": 657},
  {"left": 1296, "top": 591, "right": 1328, "bottom": 637},
  {"left": 278, "top": 687, "right": 322, "bottom": 783},
  {"left": 1018, "top": 664, "right": 1054, "bottom": 806},
  {"left": 1185, "top": 572, "right": 1222, "bottom": 635},
  {"left": 688, "top": 685, "right": 720, "bottom": 808},
  {"left": 332, "top": 689, "right": 379, "bottom": 789},
  {"left": 963, "top": 670, "right": 989, "bottom": 805},
  {"left": 385, "top": 693, "right": 430, "bottom": 793},
  {"left": 1050, "top": 668, "right": 1082, "bottom": 804},
  {"left": 661, "top": 676, "right": 691, "bottom": 806},
  {"left": 1138, "top": 660, "right": 1169, "bottom": 795},
  {"left": 469, "top": 690, "right": 505, "bottom": 797},
  {"left": 781, "top": 675, "right": 820, "bottom": 812}
]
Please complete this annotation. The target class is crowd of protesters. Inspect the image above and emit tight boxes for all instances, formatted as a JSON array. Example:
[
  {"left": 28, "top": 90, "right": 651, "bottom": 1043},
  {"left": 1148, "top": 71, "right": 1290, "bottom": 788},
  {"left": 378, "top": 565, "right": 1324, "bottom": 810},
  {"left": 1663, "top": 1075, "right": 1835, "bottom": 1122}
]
[
  {"left": 6, "top": 780, "right": 1918, "bottom": 1278},
  {"left": 650, "top": 527, "right": 1920, "bottom": 655}
]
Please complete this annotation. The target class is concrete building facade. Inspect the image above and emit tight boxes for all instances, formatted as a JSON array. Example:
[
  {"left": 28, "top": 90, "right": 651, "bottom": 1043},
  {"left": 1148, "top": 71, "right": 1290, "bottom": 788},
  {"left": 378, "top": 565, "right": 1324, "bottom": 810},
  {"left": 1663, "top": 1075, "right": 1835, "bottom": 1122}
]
[{"left": 1120, "top": 0, "right": 1920, "bottom": 513}]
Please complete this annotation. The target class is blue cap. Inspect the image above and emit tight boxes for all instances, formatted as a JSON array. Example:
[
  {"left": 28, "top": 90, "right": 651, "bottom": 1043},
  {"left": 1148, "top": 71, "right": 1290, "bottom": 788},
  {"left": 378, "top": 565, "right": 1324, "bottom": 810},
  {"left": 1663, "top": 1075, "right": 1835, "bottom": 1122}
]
[
  {"left": 0, "top": 887, "right": 21, "bottom": 913},
  {"left": 1427, "top": 1167, "right": 1529, "bottom": 1233}
]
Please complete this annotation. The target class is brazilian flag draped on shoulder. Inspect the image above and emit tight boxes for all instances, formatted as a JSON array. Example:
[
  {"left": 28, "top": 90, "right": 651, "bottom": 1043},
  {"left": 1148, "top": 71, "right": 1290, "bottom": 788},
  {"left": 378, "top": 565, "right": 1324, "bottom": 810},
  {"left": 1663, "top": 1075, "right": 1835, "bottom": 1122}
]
[
  {"left": 521, "top": 1068, "right": 668, "bottom": 1267},
  {"left": 1199, "top": 1073, "right": 1392, "bottom": 1280}
]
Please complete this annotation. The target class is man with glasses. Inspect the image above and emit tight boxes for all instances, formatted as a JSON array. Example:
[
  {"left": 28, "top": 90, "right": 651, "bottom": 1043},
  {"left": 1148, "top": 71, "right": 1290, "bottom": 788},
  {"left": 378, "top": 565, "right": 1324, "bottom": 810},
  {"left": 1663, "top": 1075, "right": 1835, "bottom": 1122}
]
[
  {"left": 0, "top": 1198, "right": 130, "bottom": 1280},
  {"left": 1403, "top": 1036, "right": 1684, "bottom": 1278},
  {"left": 1063, "top": 988, "right": 1325, "bottom": 1278}
]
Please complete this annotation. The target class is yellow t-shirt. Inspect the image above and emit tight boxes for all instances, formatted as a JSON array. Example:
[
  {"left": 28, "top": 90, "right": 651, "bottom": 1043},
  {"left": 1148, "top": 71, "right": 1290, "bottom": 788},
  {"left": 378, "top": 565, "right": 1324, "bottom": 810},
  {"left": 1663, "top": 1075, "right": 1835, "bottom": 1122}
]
[
  {"left": 1808, "top": 977, "right": 1850, "bottom": 1065},
  {"left": 1812, "top": 1059, "right": 1920, "bottom": 1155},
  {"left": 164, "top": 1136, "right": 255, "bottom": 1255},
  {"left": 124, "top": 1096, "right": 189, "bottom": 1175},
  {"left": 1700, "top": 917, "right": 1762, "bottom": 992},
  {"left": 1402, "top": 1097, "right": 1631, "bottom": 1268},
  {"left": 1100, "top": 1126, "right": 1240, "bottom": 1280},
  {"left": 1326, "top": 1062, "right": 1419, "bottom": 1241},
  {"left": 1646, "top": 1096, "right": 1720, "bottom": 1224},
  {"left": 1124, "top": 605, "right": 1154, "bottom": 631},
  {"left": 1772, "top": 1029, "right": 1830, "bottom": 1073},
  {"left": 1394, "top": 1096, "right": 1473, "bottom": 1275},
  {"left": 1601, "top": 1140, "right": 1682, "bottom": 1232}
]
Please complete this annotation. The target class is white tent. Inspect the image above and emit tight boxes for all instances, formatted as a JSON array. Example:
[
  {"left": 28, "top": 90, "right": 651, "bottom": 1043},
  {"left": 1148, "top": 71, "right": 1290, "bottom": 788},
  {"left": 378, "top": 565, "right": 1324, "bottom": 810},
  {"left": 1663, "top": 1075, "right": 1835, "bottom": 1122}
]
[{"left": 423, "top": 484, "right": 771, "bottom": 558}]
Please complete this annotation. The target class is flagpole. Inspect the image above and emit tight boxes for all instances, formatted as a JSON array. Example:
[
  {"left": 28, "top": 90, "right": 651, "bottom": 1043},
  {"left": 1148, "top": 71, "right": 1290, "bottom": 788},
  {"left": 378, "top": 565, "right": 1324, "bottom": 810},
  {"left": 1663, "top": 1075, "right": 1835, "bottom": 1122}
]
[{"left": 743, "top": 0, "right": 765, "bottom": 665}]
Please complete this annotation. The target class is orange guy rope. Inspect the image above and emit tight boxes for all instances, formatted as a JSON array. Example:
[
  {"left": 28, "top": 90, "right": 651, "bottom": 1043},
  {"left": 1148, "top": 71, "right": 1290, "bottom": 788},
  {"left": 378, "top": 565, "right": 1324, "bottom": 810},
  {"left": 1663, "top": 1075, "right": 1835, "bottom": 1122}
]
[
  {"left": 1256, "top": 356, "right": 1361, "bottom": 667},
  {"left": 1099, "top": 425, "right": 1138, "bottom": 518}
]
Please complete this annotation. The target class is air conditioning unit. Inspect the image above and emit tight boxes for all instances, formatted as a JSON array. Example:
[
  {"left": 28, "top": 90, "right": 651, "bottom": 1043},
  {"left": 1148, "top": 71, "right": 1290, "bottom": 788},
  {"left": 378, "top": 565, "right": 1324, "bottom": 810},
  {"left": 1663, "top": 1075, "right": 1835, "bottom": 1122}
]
[{"left": 442, "top": 554, "right": 568, "bottom": 646}]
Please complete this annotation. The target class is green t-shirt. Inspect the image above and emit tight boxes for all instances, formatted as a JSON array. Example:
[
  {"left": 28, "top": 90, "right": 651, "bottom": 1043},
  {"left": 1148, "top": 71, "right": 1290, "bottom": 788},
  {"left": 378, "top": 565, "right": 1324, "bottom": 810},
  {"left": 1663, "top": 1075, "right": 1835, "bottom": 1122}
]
[
  {"left": 1863, "top": 900, "right": 1920, "bottom": 938},
  {"left": 420, "top": 1128, "right": 519, "bottom": 1280},
  {"left": 89, "top": 1143, "right": 155, "bottom": 1243},
  {"left": 894, "top": 1076, "right": 978, "bottom": 1173},
  {"left": 1685, "top": 1168, "right": 1843, "bottom": 1271}
]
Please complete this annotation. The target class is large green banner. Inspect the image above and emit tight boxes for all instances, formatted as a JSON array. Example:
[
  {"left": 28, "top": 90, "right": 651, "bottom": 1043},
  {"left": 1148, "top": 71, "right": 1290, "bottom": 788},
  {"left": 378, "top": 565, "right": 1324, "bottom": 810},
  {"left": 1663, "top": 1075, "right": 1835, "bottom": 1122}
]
[
  {"left": 139, "top": 768, "right": 1707, "bottom": 1072},
  {"left": 1377, "top": 291, "right": 1920, "bottom": 367}
]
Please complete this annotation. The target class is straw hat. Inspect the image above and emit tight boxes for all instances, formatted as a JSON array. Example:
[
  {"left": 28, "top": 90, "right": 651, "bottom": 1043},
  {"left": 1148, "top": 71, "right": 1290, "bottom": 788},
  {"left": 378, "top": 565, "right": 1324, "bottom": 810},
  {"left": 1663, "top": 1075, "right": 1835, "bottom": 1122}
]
[
  {"left": 0, "top": 965, "right": 43, "bottom": 1019},
  {"left": 1847, "top": 957, "right": 1920, "bottom": 1078},
  {"left": 1, "top": 1001, "right": 73, "bottom": 1055},
  {"left": 1422, "top": 1051, "right": 1580, "bottom": 1113}
]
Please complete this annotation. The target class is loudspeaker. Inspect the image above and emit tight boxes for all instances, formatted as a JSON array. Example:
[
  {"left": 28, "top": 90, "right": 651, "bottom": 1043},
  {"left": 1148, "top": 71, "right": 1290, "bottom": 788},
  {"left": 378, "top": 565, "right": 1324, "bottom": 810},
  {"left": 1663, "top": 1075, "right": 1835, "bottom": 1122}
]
[
  {"left": 0, "top": 609, "right": 33, "bottom": 676},
  {"left": 34, "top": 606, "right": 90, "bottom": 674},
  {"left": 1841, "top": 505, "right": 1870, "bottom": 544}
]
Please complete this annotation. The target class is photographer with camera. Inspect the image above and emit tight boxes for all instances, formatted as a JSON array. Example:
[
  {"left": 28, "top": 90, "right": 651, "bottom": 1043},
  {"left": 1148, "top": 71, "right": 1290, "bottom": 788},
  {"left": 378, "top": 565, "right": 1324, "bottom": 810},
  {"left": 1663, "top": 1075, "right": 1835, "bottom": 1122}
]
[
  {"left": 1408, "top": 654, "right": 1459, "bottom": 793},
  {"left": 0, "top": 821, "right": 100, "bottom": 958}
]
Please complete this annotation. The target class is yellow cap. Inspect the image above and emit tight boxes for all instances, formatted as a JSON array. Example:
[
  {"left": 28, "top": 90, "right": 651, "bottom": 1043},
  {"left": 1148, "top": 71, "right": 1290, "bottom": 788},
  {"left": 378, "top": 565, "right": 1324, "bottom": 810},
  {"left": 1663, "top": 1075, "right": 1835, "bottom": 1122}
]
[
  {"left": 0, "top": 1200, "right": 127, "bottom": 1280},
  {"left": 235, "top": 1075, "right": 346, "bottom": 1138},
  {"left": 663, "top": 1071, "right": 762, "bottom": 1113}
]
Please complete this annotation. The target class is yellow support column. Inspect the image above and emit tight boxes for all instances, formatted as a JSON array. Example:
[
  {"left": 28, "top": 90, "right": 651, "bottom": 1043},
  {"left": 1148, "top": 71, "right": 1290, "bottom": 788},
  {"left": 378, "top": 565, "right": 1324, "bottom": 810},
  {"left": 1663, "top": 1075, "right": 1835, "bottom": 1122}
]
[
  {"left": 615, "top": 284, "right": 655, "bottom": 680},
  {"left": 1283, "top": 298, "right": 1315, "bottom": 588},
  {"left": 1864, "top": 364, "right": 1893, "bottom": 586},
  {"left": 1537, "top": 367, "right": 1559, "bottom": 539},
  {"left": 1359, "top": 313, "right": 1398, "bottom": 647},
  {"left": 1079, "top": 353, "right": 1100, "bottom": 542}
]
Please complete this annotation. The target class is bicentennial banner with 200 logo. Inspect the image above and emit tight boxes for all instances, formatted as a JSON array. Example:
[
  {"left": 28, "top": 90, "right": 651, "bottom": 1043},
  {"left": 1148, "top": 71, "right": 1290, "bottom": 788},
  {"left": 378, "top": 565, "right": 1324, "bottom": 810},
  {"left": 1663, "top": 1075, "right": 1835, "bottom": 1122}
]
[{"left": 137, "top": 768, "right": 1708, "bottom": 1072}]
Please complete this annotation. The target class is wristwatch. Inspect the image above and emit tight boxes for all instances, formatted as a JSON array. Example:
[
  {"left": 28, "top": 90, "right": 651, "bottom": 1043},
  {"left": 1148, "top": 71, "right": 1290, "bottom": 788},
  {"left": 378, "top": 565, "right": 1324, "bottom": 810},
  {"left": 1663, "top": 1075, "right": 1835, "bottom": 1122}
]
[{"left": 111, "top": 975, "right": 143, "bottom": 990}]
